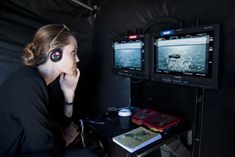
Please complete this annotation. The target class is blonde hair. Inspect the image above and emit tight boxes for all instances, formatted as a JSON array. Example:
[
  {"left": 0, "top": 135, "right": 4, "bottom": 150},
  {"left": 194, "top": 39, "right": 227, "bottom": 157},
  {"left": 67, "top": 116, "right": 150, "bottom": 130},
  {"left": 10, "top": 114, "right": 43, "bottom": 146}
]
[{"left": 22, "top": 24, "right": 73, "bottom": 66}]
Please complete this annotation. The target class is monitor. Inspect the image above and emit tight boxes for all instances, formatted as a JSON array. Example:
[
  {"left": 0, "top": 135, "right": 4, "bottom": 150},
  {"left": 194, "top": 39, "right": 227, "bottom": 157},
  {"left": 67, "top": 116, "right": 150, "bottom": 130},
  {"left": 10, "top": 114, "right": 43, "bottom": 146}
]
[
  {"left": 112, "top": 34, "right": 148, "bottom": 78},
  {"left": 151, "top": 24, "right": 220, "bottom": 89}
]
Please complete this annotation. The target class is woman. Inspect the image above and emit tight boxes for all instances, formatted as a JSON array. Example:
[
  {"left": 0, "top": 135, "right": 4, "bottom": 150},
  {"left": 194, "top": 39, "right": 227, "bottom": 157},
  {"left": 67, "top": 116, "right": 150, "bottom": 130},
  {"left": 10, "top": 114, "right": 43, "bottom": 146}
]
[{"left": 0, "top": 24, "right": 96, "bottom": 157}]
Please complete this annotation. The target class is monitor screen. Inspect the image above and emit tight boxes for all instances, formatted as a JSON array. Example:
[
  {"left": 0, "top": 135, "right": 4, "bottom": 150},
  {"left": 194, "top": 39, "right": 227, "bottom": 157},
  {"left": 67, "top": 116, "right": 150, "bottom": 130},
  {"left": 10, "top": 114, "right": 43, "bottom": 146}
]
[
  {"left": 112, "top": 35, "right": 148, "bottom": 78},
  {"left": 156, "top": 35, "right": 210, "bottom": 75},
  {"left": 114, "top": 40, "right": 142, "bottom": 70},
  {"left": 151, "top": 25, "right": 220, "bottom": 89}
]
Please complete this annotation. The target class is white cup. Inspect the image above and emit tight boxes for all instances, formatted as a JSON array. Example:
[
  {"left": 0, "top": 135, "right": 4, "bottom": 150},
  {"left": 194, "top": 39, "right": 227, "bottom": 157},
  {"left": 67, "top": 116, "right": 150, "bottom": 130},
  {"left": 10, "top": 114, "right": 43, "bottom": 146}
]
[{"left": 118, "top": 109, "right": 132, "bottom": 129}]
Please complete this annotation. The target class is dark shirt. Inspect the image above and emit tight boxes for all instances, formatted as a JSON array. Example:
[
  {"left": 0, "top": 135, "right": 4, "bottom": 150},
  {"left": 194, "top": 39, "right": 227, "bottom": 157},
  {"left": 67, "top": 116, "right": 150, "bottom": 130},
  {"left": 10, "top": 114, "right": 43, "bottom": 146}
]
[{"left": 0, "top": 66, "right": 63, "bottom": 157}]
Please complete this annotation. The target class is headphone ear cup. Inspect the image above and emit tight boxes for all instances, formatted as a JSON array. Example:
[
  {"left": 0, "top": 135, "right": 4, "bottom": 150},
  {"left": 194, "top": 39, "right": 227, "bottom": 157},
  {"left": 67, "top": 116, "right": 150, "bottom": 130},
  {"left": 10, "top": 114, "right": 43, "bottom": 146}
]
[{"left": 49, "top": 48, "right": 63, "bottom": 62}]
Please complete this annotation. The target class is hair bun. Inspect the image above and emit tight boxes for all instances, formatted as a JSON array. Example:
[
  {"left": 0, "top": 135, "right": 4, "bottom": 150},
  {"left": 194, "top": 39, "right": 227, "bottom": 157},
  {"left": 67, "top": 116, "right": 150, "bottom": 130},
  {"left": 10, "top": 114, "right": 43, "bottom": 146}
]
[{"left": 22, "top": 42, "right": 37, "bottom": 66}]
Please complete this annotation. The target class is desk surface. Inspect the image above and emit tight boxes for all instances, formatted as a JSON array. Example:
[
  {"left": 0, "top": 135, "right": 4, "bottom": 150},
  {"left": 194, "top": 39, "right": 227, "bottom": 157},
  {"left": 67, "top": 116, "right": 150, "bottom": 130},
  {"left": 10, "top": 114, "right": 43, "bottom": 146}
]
[
  {"left": 88, "top": 117, "right": 136, "bottom": 137},
  {"left": 86, "top": 117, "right": 191, "bottom": 157}
]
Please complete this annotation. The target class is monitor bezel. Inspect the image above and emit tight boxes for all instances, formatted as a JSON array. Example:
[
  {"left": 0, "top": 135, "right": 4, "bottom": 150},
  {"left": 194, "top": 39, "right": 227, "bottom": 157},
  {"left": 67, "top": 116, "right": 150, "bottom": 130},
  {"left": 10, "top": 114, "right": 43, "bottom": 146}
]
[
  {"left": 150, "top": 24, "right": 220, "bottom": 89},
  {"left": 112, "top": 34, "right": 149, "bottom": 79}
]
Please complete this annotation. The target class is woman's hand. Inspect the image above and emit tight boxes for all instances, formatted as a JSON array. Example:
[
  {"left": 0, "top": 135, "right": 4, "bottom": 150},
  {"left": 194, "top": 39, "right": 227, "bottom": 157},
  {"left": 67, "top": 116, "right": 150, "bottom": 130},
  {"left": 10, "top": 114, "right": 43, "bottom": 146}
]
[
  {"left": 63, "top": 121, "right": 80, "bottom": 147},
  {"left": 59, "top": 68, "right": 80, "bottom": 103}
]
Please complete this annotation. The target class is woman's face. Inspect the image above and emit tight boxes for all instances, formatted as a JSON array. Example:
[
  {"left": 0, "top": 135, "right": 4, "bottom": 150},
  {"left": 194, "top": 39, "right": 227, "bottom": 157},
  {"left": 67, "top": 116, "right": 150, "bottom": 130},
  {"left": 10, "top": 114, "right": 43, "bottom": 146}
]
[{"left": 58, "top": 36, "right": 79, "bottom": 75}]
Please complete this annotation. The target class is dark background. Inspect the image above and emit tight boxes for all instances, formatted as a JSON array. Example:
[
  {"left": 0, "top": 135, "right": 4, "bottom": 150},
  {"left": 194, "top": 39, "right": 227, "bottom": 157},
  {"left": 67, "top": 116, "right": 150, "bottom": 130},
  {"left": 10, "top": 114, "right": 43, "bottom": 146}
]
[{"left": 1, "top": 0, "right": 235, "bottom": 157}]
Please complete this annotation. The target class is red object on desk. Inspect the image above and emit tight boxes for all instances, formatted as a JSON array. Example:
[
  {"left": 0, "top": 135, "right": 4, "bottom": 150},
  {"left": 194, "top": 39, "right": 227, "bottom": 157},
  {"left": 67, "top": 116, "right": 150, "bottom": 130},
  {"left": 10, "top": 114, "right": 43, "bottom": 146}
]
[
  {"left": 131, "top": 109, "right": 159, "bottom": 125},
  {"left": 132, "top": 108, "right": 182, "bottom": 132}
]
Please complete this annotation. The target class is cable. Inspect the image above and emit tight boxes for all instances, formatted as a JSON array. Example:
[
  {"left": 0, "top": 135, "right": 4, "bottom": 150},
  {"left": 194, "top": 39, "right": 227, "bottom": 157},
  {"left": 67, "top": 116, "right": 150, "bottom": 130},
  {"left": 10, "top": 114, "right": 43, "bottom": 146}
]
[
  {"left": 70, "top": 0, "right": 94, "bottom": 11},
  {"left": 144, "top": 17, "right": 183, "bottom": 34},
  {"left": 88, "top": 120, "right": 106, "bottom": 125},
  {"left": 79, "top": 119, "right": 86, "bottom": 148},
  {"left": 107, "top": 105, "right": 131, "bottom": 112},
  {"left": 107, "top": 97, "right": 132, "bottom": 112}
]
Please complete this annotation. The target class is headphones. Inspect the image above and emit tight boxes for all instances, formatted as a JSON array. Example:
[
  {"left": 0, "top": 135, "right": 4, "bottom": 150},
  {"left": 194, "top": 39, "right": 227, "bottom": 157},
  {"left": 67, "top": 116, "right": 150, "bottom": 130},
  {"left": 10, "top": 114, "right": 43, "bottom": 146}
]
[
  {"left": 48, "top": 24, "right": 70, "bottom": 62},
  {"left": 49, "top": 48, "right": 63, "bottom": 62}
]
